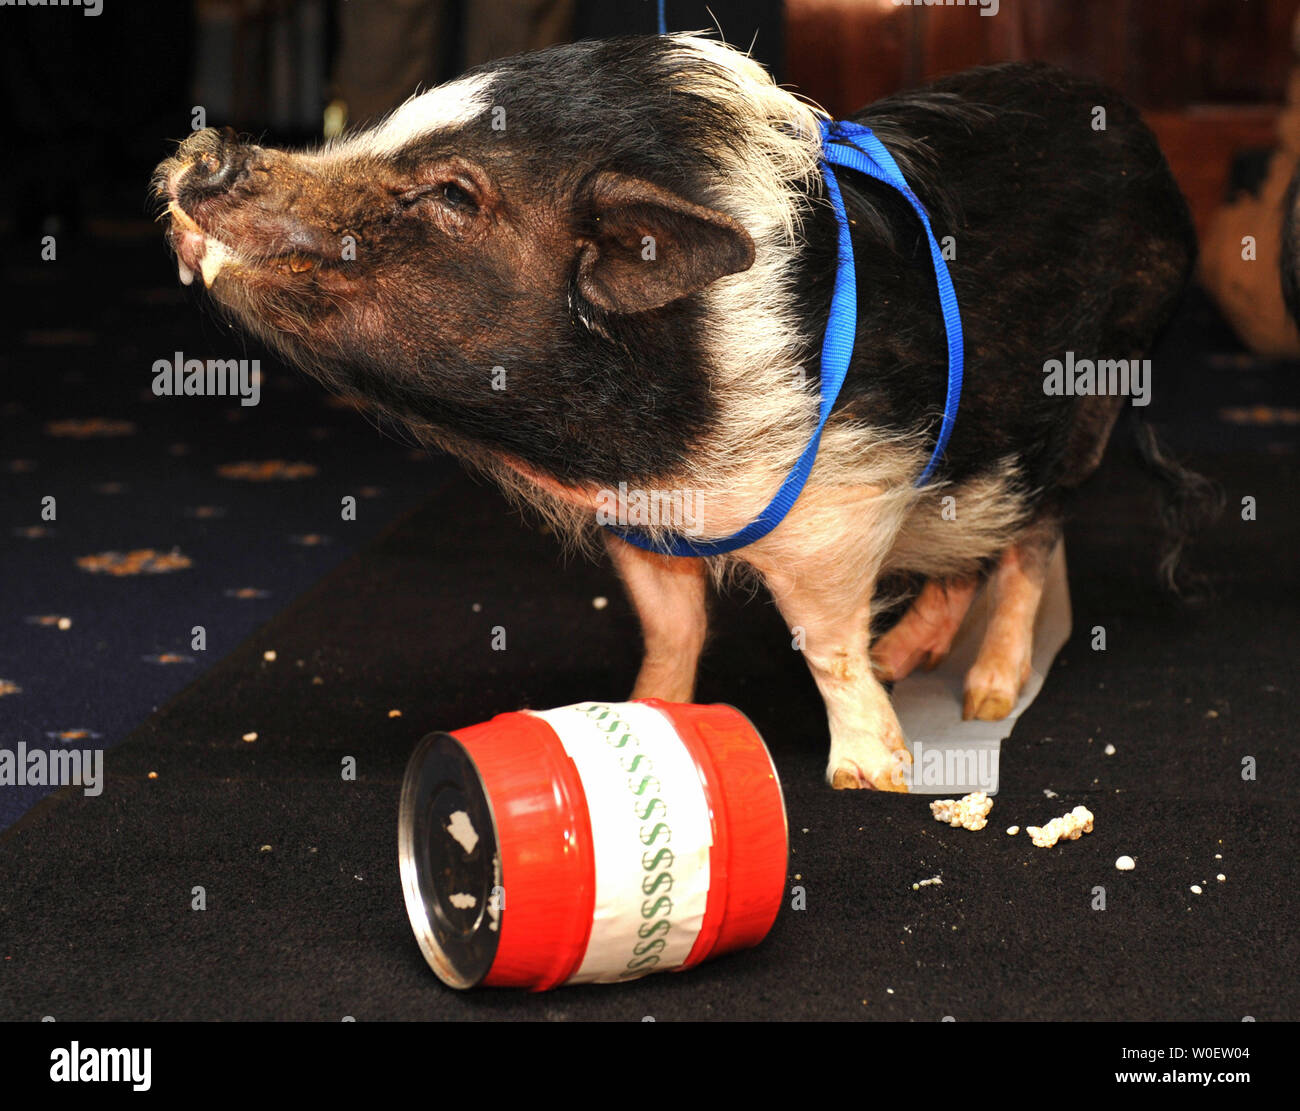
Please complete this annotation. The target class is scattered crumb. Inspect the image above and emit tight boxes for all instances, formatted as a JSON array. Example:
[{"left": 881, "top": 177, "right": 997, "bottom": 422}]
[
  {"left": 1026, "top": 806, "right": 1094, "bottom": 848},
  {"left": 930, "top": 791, "right": 993, "bottom": 831},
  {"left": 1214, "top": 853, "right": 1222, "bottom": 860},
  {"left": 388, "top": 709, "right": 402, "bottom": 718},
  {"left": 794, "top": 873, "right": 802, "bottom": 880},
  {"left": 1043, "top": 788, "right": 1058, "bottom": 799},
  {"left": 912, "top": 875, "right": 942, "bottom": 890},
  {"left": 1006, "top": 825, "right": 1020, "bottom": 836},
  {"left": 801, "top": 827, "right": 809, "bottom": 834},
  {"left": 57, "top": 617, "right": 72, "bottom": 630},
  {"left": 311, "top": 676, "right": 323, "bottom": 685},
  {"left": 1217, "top": 874, "right": 1226, "bottom": 882},
  {"left": 263, "top": 650, "right": 277, "bottom": 661},
  {"left": 471, "top": 603, "right": 482, "bottom": 613},
  {"left": 1205, "top": 709, "right": 1218, "bottom": 719},
  {"left": 147, "top": 771, "right": 158, "bottom": 780},
  {"left": 1116, "top": 855, "right": 1135, "bottom": 871},
  {"left": 886, "top": 988, "right": 894, "bottom": 995},
  {"left": 242, "top": 732, "right": 257, "bottom": 742},
  {"left": 448, "top": 892, "right": 477, "bottom": 909},
  {"left": 1190, "top": 884, "right": 1202, "bottom": 895},
  {"left": 260, "top": 845, "right": 272, "bottom": 853},
  {"left": 1104, "top": 743, "right": 1116, "bottom": 755},
  {"left": 592, "top": 596, "right": 608, "bottom": 610}
]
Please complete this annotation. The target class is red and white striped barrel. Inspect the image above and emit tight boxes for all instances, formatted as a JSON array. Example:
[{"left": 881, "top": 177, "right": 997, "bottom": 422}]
[{"left": 398, "top": 699, "right": 788, "bottom": 991}]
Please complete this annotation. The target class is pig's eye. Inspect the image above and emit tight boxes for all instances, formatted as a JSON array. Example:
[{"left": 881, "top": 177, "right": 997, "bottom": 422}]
[{"left": 439, "top": 181, "right": 475, "bottom": 210}]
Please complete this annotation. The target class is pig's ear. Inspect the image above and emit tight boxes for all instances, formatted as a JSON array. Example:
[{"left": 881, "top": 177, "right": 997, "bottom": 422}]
[{"left": 575, "top": 171, "right": 756, "bottom": 315}]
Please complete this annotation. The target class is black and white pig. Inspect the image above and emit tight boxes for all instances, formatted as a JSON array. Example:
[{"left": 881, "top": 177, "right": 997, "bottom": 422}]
[{"left": 153, "top": 33, "right": 1207, "bottom": 790}]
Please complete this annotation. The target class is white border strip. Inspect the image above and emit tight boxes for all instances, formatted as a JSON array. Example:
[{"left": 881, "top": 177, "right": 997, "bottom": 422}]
[{"left": 529, "top": 702, "right": 713, "bottom": 984}]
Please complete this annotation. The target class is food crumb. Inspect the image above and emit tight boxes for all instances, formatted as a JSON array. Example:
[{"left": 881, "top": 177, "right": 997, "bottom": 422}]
[
  {"left": 1116, "top": 855, "right": 1135, "bottom": 871},
  {"left": 242, "top": 732, "right": 257, "bottom": 742},
  {"left": 388, "top": 709, "right": 402, "bottom": 718},
  {"left": 1006, "top": 825, "right": 1020, "bottom": 836},
  {"left": 1104, "top": 743, "right": 1116, "bottom": 755},
  {"left": 1026, "top": 805, "right": 1094, "bottom": 848},
  {"left": 1190, "top": 884, "right": 1202, "bottom": 895},
  {"left": 147, "top": 771, "right": 158, "bottom": 780},
  {"left": 912, "top": 875, "right": 942, "bottom": 890},
  {"left": 57, "top": 617, "right": 72, "bottom": 630},
  {"left": 592, "top": 596, "right": 608, "bottom": 610},
  {"left": 260, "top": 845, "right": 272, "bottom": 853},
  {"left": 311, "top": 676, "right": 323, "bottom": 685},
  {"left": 930, "top": 791, "right": 993, "bottom": 831},
  {"left": 1217, "top": 874, "right": 1226, "bottom": 882},
  {"left": 263, "top": 650, "right": 277, "bottom": 661}
]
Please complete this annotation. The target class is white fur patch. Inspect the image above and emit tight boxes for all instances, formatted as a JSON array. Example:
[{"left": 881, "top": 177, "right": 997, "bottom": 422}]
[{"left": 322, "top": 73, "right": 494, "bottom": 161}]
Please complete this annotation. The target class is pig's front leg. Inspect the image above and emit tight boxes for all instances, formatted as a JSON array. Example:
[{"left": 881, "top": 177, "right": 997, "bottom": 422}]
[
  {"left": 603, "top": 532, "right": 708, "bottom": 703},
  {"left": 762, "top": 566, "right": 910, "bottom": 792}
]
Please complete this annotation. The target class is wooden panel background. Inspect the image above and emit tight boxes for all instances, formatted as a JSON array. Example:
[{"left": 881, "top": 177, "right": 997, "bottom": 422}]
[{"left": 786, "top": 0, "right": 1300, "bottom": 237}]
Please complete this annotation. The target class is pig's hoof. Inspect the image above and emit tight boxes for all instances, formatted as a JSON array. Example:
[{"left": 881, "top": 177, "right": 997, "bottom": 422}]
[
  {"left": 828, "top": 752, "right": 911, "bottom": 792},
  {"left": 963, "top": 689, "right": 1015, "bottom": 721},
  {"left": 831, "top": 766, "right": 867, "bottom": 789},
  {"left": 962, "top": 656, "right": 1031, "bottom": 721}
]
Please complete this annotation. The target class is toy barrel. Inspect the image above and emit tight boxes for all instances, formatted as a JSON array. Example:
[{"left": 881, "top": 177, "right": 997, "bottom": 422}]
[{"left": 398, "top": 699, "right": 787, "bottom": 991}]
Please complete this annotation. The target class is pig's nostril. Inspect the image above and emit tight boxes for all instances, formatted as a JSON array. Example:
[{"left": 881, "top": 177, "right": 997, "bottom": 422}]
[{"left": 184, "top": 144, "right": 245, "bottom": 197}]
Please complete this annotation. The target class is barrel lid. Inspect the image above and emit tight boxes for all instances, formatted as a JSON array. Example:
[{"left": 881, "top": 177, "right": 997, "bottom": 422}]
[{"left": 398, "top": 732, "right": 502, "bottom": 989}]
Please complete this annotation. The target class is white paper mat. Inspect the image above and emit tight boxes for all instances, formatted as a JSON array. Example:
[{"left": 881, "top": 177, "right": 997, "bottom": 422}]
[{"left": 892, "top": 541, "right": 1071, "bottom": 795}]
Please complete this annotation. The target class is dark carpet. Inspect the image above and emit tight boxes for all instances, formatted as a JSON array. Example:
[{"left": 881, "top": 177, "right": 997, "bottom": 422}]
[
  {"left": 2, "top": 300, "right": 1296, "bottom": 1018},
  {"left": 0, "top": 230, "right": 446, "bottom": 829}
]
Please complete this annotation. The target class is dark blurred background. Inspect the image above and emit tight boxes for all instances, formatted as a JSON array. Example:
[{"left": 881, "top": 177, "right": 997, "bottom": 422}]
[{"left": 3, "top": 0, "right": 1300, "bottom": 252}]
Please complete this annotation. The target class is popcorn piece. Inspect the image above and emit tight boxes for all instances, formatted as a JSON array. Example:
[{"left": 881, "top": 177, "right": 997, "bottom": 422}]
[
  {"left": 1116, "top": 855, "right": 1135, "bottom": 871},
  {"left": 1025, "top": 805, "right": 1094, "bottom": 848},
  {"left": 930, "top": 791, "right": 993, "bottom": 831}
]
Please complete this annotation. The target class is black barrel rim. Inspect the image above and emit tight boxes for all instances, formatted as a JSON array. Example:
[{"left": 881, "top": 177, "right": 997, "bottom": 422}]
[{"left": 397, "top": 732, "right": 502, "bottom": 989}]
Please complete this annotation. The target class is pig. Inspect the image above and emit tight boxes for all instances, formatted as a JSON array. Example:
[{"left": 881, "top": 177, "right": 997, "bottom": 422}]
[{"left": 153, "top": 32, "right": 1212, "bottom": 790}]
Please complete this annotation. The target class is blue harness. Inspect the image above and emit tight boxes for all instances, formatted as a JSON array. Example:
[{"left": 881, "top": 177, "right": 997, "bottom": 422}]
[{"left": 606, "top": 15, "right": 964, "bottom": 558}]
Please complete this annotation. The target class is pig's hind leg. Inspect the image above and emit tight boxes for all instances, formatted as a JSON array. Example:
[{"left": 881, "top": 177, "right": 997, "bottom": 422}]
[
  {"left": 870, "top": 576, "right": 979, "bottom": 681},
  {"left": 961, "top": 518, "right": 1060, "bottom": 721},
  {"left": 604, "top": 532, "right": 709, "bottom": 703}
]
